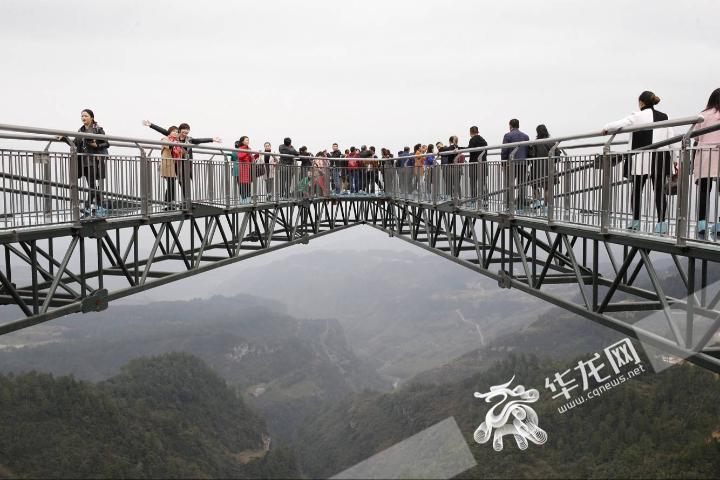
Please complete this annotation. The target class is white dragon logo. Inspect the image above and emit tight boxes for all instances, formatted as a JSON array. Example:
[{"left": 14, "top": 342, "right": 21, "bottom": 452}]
[{"left": 473, "top": 376, "right": 548, "bottom": 451}]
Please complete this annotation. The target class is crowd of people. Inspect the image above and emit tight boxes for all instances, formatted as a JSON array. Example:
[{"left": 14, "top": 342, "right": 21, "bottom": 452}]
[{"left": 68, "top": 87, "right": 720, "bottom": 237}]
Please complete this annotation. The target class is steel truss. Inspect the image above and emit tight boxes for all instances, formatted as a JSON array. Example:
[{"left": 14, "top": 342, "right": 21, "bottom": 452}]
[
  {"left": 0, "top": 199, "right": 378, "bottom": 335},
  {"left": 1, "top": 196, "right": 720, "bottom": 373},
  {"left": 365, "top": 199, "right": 720, "bottom": 373}
]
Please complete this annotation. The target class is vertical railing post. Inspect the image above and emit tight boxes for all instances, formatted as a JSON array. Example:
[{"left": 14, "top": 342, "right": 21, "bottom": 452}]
[
  {"left": 68, "top": 143, "right": 80, "bottom": 224},
  {"left": 508, "top": 147, "right": 518, "bottom": 214},
  {"left": 252, "top": 162, "right": 258, "bottom": 206},
  {"left": 42, "top": 142, "right": 52, "bottom": 215},
  {"left": 207, "top": 154, "right": 216, "bottom": 204},
  {"left": 137, "top": 144, "right": 149, "bottom": 218},
  {"left": 478, "top": 151, "right": 487, "bottom": 211},
  {"left": 600, "top": 134, "right": 616, "bottom": 233},
  {"left": 547, "top": 142, "right": 560, "bottom": 223},
  {"left": 676, "top": 124, "right": 698, "bottom": 246},
  {"left": 222, "top": 151, "right": 231, "bottom": 209},
  {"left": 182, "top": 156, "right": 192, "bottom": 213},
  {"left": 431, "top": 164, "right": 438, "bottom": 205}
]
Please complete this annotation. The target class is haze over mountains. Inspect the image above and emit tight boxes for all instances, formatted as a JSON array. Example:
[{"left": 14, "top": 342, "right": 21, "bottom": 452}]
[{"left": 1, "top": 245, "right": 718, "bottom": 478}]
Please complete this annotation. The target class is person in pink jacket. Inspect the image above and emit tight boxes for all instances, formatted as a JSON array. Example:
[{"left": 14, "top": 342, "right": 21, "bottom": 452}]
[{"left": 694, "top": 88, "right": 720, "bottom": 237}]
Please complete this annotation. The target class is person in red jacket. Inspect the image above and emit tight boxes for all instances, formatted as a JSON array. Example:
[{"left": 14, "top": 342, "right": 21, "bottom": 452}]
[
  {"left": 347, "top": 146, "right": 360, "bottom": 193},
  {"left": 237, "top": 136, "right": 259, "bottom": 202}
]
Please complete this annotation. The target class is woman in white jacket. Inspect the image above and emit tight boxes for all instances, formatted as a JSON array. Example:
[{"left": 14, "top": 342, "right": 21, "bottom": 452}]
[{"left": 603, "top": 91, "right": 674, "bottom": 233}]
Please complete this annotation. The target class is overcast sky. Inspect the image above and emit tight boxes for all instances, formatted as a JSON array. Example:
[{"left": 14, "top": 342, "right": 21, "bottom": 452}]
[{"left": 1, "top": 0, "right": 718, "bottom": 154}]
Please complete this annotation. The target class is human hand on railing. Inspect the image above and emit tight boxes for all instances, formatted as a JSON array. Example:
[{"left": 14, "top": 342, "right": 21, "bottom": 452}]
[
  {"left": 142, "top": 120, "right": 151, "bottom": 127},
  {"left": 213, "top": 137, "right": 222, "bottom": 143}
]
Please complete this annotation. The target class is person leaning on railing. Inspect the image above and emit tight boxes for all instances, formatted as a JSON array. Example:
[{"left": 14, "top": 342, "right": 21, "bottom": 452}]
[
  {"left": 693, "top": 88, "right": 720, "bottom": 237},
  {"left": 159, "top": 125, "right": 183, "bottom": 210},
  {"left": 143, "top": 120, "right": 221, "bottom": 203},
  {"left": 602, "top": 91, "right": 674, "bottom": 234},
  {"left": 527, "top": 124, "right": 557, "bottom": 212},
  {"left": 74, "top": 109, "right": 110, "bottom": 218}
]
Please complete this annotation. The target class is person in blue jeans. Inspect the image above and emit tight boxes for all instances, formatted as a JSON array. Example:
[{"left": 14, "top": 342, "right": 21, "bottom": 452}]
[{"left": 501, "top": 119, "right": 530, "bottom": 212}]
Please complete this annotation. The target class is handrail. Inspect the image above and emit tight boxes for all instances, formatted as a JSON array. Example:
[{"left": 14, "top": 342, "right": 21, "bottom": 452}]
[
  {"left": 639, "top": 121, "right": 720, "bottom": 151},
  {"left": 443, "top": 116, "right": 704, "bottom": 158},
  {"left": 0, "top": 133, "right": 232, "bottom": 158},
  {"left": 0, "top": 116, "right": 703, "bottom": 163}
]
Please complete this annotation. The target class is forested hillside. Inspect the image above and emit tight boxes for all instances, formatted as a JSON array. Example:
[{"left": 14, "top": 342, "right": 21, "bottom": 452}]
[
  {"left": 0, "top": 353, "right": 299, "bottom": 479},
  {"left": 296, "top": 354, "right": 720, "bottom": 479}
]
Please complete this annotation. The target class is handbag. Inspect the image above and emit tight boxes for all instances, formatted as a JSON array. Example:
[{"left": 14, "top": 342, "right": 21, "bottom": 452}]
[
  {"left": 255, "top": 161, "right": 266, "bottom": 177},
  {"left": 230, "top": 152, "right": 239, "bottom": 177},
  {"left": 665, "top": 163, "right": 680, "bottom": 195}
]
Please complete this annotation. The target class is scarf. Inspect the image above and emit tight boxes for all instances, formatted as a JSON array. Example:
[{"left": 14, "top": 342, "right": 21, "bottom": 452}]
[{"left": 168, "top": 134, "right": 183, "bottom": 158}]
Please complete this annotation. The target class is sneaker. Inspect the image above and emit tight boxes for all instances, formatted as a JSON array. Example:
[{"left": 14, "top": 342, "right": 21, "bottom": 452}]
[
  {"left": 697, "top": 220, "right": 707, "bottom": 235},
  {"left": 654, "top": 221, "right": 668, "bottom": 234},
  {"left": 626, "top": 220, "right": 641, "bottom": 231}
]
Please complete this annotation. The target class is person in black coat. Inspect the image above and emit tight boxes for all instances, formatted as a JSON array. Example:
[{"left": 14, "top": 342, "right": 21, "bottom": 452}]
[
  {"left": 278, "top": 138, "right": 299, "bottom": 198},
  {"left": 438, "top": 136, "right": 461, "bottom": 199},
  {"left": 527, "top": 124, "right": 558, "bottom": 210},
  {"left": 74, "top": 109, "right": 109, "bottom": 214},
  {"left": 467, "top": 126, "right": 488, "bottom": 201}
]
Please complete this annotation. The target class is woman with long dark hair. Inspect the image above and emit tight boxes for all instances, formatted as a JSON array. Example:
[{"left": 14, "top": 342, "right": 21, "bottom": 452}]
[
  {"left": 528, "top": 124, "right": 556, "bottom": 211},
  {"left": 74, "top": 109, "right": 109, "bottom": 218},
  {"left": 603, "top": 91, "right": 674, "bottom": 233},
  {"left": 424, "top": 143, "right": 436, "bottom": 199},
  {"left": 693, "top": 88, "right": 720, "bottom": 238}
]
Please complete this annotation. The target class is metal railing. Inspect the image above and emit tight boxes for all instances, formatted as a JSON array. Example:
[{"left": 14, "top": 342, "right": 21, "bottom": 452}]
[{"left": 1, "top": 118, "right": 720, "bottom": 248}]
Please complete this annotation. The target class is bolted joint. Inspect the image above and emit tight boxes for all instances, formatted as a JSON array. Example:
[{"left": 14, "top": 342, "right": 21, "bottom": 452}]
[
  {"left": 498, "top": 270, "right": 513, "bottom": 289},
  {"left": 77, "top": 223, "right": 107, "bottom": 239},
  {"left": 497, "top": 213, "right": 512, "bottom": 229},
  {"left": 82, "top": 288, "right": 108, "bottom": 313}
]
